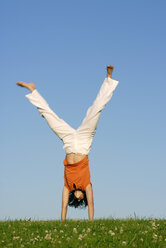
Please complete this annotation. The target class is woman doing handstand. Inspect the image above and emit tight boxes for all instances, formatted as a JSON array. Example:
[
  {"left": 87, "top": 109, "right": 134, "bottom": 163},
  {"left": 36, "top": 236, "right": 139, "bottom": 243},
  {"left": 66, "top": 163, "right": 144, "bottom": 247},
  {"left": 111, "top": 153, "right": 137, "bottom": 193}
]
[{"left": 16, "top": 65, "right": 119, "bottom": 221}]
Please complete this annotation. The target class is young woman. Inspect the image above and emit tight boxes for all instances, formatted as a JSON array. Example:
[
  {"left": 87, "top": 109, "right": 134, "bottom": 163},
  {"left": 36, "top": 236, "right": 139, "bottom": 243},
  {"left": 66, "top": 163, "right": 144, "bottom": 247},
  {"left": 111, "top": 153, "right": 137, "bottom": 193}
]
[{"left": 16, "top": 65, "right": 119, "bottom": 220}]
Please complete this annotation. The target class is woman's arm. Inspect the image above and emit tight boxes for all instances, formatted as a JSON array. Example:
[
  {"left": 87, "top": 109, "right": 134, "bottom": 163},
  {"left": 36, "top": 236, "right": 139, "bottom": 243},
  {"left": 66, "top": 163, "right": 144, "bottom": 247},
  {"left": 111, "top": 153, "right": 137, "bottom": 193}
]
[
  {"left": 86, "top": 184, "right": 94, "bottom": 220},
  {"left": 61, "top": 186, "right": 69, "bottom": 221}
]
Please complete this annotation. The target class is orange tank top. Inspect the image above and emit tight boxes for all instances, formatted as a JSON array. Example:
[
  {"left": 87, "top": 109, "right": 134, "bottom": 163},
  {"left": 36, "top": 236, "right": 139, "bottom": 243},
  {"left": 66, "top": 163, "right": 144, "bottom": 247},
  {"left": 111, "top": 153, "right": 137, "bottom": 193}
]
[{"left": 63, "top": 155, "right": 92, "bottom": 192}]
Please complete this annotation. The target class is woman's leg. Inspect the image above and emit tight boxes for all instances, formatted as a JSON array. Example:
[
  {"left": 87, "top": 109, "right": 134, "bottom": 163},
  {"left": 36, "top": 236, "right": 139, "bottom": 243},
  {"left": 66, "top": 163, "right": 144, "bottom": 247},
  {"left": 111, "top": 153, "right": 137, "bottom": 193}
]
[
  {"left": 25, "top": 89, "right": 75, "bottom": 141},
  {"left": 77, "top": 76, "right": 119, "bottom": 150},
  {"left": 16, "top": 81, "right": 75, "bottom": 141}
]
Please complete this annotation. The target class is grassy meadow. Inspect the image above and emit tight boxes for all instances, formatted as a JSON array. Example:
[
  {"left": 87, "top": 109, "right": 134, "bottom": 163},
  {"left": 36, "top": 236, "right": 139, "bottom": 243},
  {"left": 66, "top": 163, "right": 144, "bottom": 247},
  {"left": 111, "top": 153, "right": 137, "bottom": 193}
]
[{"left": 0, "top": 218, "right": 166, "bottom": 248}]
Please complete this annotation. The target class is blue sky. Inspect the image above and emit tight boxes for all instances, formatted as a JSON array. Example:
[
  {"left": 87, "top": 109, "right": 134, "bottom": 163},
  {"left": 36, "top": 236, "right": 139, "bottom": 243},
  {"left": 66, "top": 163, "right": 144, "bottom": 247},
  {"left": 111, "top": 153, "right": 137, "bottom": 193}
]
[{"left": 0, "top": 0, "right": 166, "bottom": 220}]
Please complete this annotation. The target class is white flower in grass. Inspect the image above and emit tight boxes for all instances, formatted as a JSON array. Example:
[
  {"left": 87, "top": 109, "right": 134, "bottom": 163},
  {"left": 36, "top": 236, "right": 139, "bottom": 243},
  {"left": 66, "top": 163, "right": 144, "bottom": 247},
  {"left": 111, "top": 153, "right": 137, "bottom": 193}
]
[
  {"left": 73, "top": 228, "right": 78, "bottom": 233},
  {"left": 13, "top": 236, "right": 20, "bottom": 240},
  {"left": 66, "top": 237, "right": 70, "bottom": 241},
  {"left": 153, "top": 233, "right": 157, "bottom": 239},
  {"left": 115, "top": 226, "right": 118, "bottom": 231},
  {"left": 54, "top": 229, "right": 57, "bottom": 232},
  {"left": 120, "top": 227, "right": 123, "bottom": 234},
  {"left": 108, "top": 230, "right": 115, "bottom": 236},
  {"left": 87, "top": 228, "right": 91, "bottom": 232},
  {"left": 60, "top": 230, "right": 64, "bottom": 233},
  {"left": 58, "top": 240, "right": 62, "bottom": 244},
  {"left": 140, "top": 238, "right": 144, "bottom": 242},
  {"left": 45, "top": 230, "right": 48, "bottom": 233},
  {"left": 122, "top": 241, "right": 127, "bottom": 246},
  {"left": 82, "top": 228, "right": 85, "bottom": 233},
  {"left": 45, "top": 233, "right": 51, "bottom": 240},
  {"left": 93, "top": 232, "right": 96, "bottom": 236},
  {"left": 78, "top": 234, "right": 83, "bottom": 240},
  {"left": 159, "top": 235, "right": 162, "bottom": 241}
]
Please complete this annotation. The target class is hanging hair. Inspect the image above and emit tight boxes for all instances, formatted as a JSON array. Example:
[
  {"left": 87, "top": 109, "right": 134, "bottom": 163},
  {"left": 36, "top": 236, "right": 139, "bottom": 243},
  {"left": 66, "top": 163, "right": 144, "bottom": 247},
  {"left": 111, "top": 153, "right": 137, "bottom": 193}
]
[{"left": 68, "top": 188, "right": 88, "bottom": 208}]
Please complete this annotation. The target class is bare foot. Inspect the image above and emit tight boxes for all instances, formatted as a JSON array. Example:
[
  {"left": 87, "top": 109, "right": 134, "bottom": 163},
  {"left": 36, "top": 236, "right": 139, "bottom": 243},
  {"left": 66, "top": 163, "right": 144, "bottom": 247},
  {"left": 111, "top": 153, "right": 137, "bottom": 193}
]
[
  {"left": 16, "top": 81, "right": 36, "bottom": 92},
  {"left": 107, "top": 65, "right": 114, "bottom": 78}
]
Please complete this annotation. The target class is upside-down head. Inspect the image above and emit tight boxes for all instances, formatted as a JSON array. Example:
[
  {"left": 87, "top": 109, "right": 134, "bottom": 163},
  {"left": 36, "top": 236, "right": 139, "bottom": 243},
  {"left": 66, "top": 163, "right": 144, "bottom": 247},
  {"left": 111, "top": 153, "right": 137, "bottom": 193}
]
[{"left": 68, "top": 189, "right": 88, "bottom": 208}]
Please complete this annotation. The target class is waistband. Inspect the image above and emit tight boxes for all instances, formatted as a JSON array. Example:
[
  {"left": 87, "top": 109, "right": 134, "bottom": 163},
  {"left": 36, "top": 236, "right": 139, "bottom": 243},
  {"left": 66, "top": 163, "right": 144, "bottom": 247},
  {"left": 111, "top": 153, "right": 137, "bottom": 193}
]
[{"left": 63, "top": 155, "right": 89, "bottom": 167}]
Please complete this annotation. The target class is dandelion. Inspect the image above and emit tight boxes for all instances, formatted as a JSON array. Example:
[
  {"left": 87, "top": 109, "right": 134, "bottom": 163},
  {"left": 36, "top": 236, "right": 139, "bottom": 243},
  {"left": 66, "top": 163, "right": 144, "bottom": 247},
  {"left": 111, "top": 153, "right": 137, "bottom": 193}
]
[
  {"left": 122, "top": 241, "right": 127, "bottom": 246},
  {"left": 73, "top": 228, "right": 78, "bottom": 233},
  {"left": 45, "top": 234, "right": 51, "bottom": 240}
]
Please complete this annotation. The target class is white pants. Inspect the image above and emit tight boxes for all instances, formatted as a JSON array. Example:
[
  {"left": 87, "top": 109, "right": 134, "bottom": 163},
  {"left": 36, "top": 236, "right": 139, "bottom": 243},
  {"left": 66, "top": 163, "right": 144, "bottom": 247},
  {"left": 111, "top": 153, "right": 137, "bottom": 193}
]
[{"left": 25, "top": 77, "right": 119, "bottom": 155}]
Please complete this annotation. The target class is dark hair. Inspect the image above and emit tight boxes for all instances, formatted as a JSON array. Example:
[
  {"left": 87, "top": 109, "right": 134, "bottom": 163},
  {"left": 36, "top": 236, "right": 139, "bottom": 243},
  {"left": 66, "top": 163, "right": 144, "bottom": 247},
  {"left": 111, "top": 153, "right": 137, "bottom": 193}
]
[{"left": 68, "top": 189, "right": 88, "bottom": 209}]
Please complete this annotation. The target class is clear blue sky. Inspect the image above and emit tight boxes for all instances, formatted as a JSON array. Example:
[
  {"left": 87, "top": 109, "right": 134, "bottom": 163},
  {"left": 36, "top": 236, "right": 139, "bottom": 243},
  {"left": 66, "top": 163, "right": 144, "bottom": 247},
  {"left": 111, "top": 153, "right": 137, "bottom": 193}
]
[{"left": 1, "top": 0, "right": 166, "bottom": 220}]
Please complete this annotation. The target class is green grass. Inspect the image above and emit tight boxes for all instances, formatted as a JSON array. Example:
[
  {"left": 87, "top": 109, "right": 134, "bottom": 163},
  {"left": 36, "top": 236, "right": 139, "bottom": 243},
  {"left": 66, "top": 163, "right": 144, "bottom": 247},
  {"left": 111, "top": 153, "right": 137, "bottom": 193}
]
[{"left": 0, "top": 219, "right": 166, "bottom": 247}]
